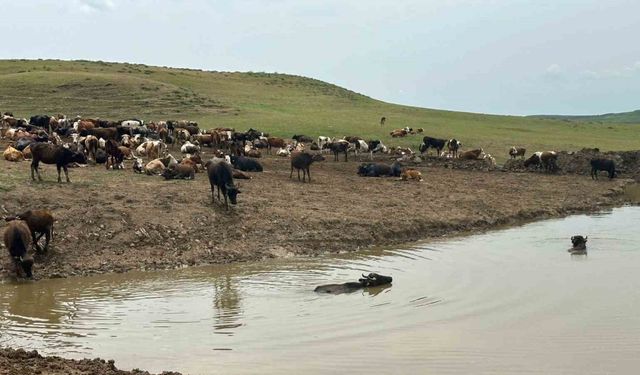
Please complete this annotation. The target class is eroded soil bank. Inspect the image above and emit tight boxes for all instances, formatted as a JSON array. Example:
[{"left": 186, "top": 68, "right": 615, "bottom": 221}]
[
  {"left": 0, "top": 348, "right": 181, "bottom": 375},
  {"left": 0, "top": 147, "right": 632, "bottom": 280}
]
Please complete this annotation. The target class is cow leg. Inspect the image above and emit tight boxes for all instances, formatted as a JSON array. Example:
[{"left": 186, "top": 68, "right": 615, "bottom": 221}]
[
  {"left": 31, "top": 160, "right": 37, "bottom": 181},
  {"left": 44, "top": 229, "right": 51, "bottom": 251},
  {"left": 290, "top": 166, "right": 293, "bottom": 179},
  {"left": 306, "top": 168, "right": 311, "bottom": 183},
  {"left": 297, "top": 169, "right": 301, "bottom": 181},
  {"left": 32, "top": 232, "right": 42, "bottom": 252},
  {"left": 56, "top": 165, "right": 63, "bottom": 183},
  {"left": 63, "top": 165, "right": 70, "bottom": 182},
  {"left": 591, "top": 168, "right": 596, "bottom": 180}
]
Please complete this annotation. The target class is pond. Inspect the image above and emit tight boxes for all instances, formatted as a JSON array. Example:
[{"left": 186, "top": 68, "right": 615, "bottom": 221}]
[{"left": 1, "top": 207, "right": 640, "bottom": 374}]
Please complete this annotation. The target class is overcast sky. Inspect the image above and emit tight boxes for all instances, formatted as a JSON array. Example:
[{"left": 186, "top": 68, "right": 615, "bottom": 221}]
[{"left": 1, "top": 0, "right": 639, "bottom": 115}]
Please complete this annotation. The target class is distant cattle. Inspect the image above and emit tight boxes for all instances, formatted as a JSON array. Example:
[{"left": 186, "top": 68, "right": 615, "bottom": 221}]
[
  {"left": 206, "top": 160, "right": 241, "bottom": 209},
  {"left": 230, "top": 155, "right": 263, "bottom": 172},
  {"left": 162, "top": 164, "right": 195, "bottom": 180},
  {"left": 447, "top": 139, "right": 462, "bottom": 158},
  {"left": 590, "top": 159, "right": 616, "bottom": 180},
  {"left": 358, "top": 163, "right": 392, "bottom": 177},
  {"left": 326, "top": 140, "right": 350, "bottom": 162},
  {"left": 292, "top": 134, "right": 313, "bottom": 144},
  {"left": 290, "top": 152, "right": 325, "bottom": 183},
  {"left": 524, "top": 151, "right": 558, "bottom": 172},
  {"left": 509, "top": 146, "right": 526, "bottom": 159},
  {"left": 420, "top": 136, "right": 447, "bottom": 156},
  {"left": 400, "top": 168, "right": 423, "bottom": 181},
  {"left": 458, "top": 148, "right": 484, "bottom": 160}
]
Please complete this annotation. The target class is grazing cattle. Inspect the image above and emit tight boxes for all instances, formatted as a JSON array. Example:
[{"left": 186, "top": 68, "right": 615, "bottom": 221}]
[
  {"left": 380, "top": 117, "right": 386, "bottom": 126},
  {"left": 144, "top": 159, "right": 165, "bottom": 175},
  {"left": 590, "top": 159, "right": 616, "bottom": 180},
  {"left": 87, "top": 127, "right": 118, "bottom": 140},
  {"left": 349, "top": 139, "right": 369, "bottom": 160},
  {"left": 420, "top": 136, "right": 447, "bottom": 155},
  {"left": 509, "top": 146, "right": 526, "bottom": 159},
  {"left": 447, "top": 139, "right": 462, "bottom": 158},
  {"left": 84, "top": 135, "right": 99, "bottom": 161},
  {"left": 181, "top": 140, "right": 200, "bottom": 154},
  {"left": 458, "top": 148, "right": 484, "bottom": 160},
  {"left": 367, "top": 140, "right": 388, "bottom": 159},
  {"left": 230, "top": 155, "right": 263, "bottom": 172},
  {"left": 3, "top": 221, "right": 34, "bottom": 278},
  {"left": 400, "top": 168, "right": 423, "bottom": 181},
  {"left": 314, "top": 273, "right": 392, "bottom": 294},
  {"left": 31, "top": 143, "right": 87, "bottom": 183},
  {"left": 292, "top": 134, "right": 313, "bottom": 144},
  {"left": 3, "top": 146, "right": 24, "bottom": 162},
  {"left": 267, "top": 137, "right": 286, "bottom": 153},
  {"left": 357, "top": 162, "right": 392, "bottom": 177},
  {"left": 206, "top": 160, "right": 241, "bottom": 209},
  {"left": 105, "top": 139, "right": 124, "bottom": 169},
  {"left": 193, "top": 133, "right": 214, "bottom": 147},
  {"left": 133, "top": 158, "right": 144, "bottom": 174},
  {"left": 5, "top": 210, "right": 54, "bottom": 253},
  {"left": 326, "top": 140, "right": 350, "bottom": 162},
  {"left": 317, "top": 136, "right": 332, "bottom": 150},
  {"left": 290, "top": 152, "right": 325, "bottom": 183},
  {"left": 162, "top": 164, "right": 195, "bottom": 180},
  {"left": 524, "top": 151, "right": 558, "bottom": 172}
]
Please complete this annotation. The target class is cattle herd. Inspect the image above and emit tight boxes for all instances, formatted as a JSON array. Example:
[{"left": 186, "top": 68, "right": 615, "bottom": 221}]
[{"left": 0, "top": 112, "right": 619, "bottom": 279}]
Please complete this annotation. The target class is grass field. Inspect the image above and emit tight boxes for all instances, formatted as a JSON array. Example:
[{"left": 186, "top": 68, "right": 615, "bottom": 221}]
[{"left": 1, "top": 59, "right": 639, "bottom": 161}]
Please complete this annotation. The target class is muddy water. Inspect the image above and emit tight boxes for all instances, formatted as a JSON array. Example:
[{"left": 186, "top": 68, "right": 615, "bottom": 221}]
[{"left": 2, "top": 207, "right": 640, "bottom": 374}]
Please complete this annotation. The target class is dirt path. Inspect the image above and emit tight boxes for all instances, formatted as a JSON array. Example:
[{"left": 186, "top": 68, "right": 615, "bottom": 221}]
[{"left": 0, "top": 144, "right": 633, "bottom": 280}]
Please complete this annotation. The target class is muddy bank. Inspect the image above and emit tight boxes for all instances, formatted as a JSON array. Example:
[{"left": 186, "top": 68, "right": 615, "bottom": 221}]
[
  {"left": 0, "top": 144, "right": 634, "bottom": 280},
  {"left": 0, "top": 348, "right": 181, "bottom": 375},
  {"left": 503, "top": 148, "right": 640, "bottom": 180}
]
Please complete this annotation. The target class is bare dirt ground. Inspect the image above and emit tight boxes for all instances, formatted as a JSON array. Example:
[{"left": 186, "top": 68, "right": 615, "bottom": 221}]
[
  {"left": 0, "top": 142, "right": 633, "bottom": 281},
  {"left": 0, "top": 348, "right": 181, "bottom": 375}
]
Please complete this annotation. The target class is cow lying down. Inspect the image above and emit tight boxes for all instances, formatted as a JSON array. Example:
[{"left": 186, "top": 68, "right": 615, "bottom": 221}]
[{"left": 314, "top": 273, "right": 393, "bottom": 294}]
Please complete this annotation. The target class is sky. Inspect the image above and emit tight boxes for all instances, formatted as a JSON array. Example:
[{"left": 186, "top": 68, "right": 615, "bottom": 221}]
[{"left": 1, "top": 0, "right": 639, "bottom": 115}]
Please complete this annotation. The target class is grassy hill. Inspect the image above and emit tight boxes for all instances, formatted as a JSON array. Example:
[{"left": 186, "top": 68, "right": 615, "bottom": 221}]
[
  {"left": 528, "top": 110, "right": 640, "bottom": 124},
  {"left": 1, "top": 59, "right": 639, "bottom": 161}
]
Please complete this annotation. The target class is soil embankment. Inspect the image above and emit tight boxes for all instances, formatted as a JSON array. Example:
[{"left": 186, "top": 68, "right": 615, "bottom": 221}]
[{"left": 0, "top": 144, "right": 633, "bottom": 280}]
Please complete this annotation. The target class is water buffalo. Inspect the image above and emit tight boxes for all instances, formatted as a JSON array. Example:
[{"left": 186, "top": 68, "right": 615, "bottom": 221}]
[{"left": 314, "top": 273, "right": 393, "bottom": 294}]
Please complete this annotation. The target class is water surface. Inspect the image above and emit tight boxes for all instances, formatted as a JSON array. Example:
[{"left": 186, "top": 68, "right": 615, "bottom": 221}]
[{"left": 1, "top": 207, "right": 640, "bottom": 374}]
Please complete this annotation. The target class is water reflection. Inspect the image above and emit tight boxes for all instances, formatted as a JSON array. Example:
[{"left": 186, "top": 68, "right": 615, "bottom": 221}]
[{"left": 212, "top": 275, "right": 242, "bottom": 335}]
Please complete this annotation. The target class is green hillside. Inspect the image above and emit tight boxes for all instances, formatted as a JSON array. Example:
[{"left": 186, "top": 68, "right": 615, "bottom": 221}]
[
  {"left": 529, "top": 110, "right": 640, "bottom": 124},
  {"left": 1, "top": 59, "right": 639, "bottom": 161}
]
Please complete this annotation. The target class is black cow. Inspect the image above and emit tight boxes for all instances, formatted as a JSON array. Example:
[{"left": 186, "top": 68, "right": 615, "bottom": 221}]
[
  {"left": 420, "top": 136, "right": 447, "bottom": 155},
  {"left": 29, "top": 115, "right": 51, "bottom": 128},
  {"left": 14, "top": 137, "right": 35, "bottom": 151},
  {"left": 30, "top": 143, "right": 87, "bottom": 183},
  {"left": 292, "top": 134, "right": 313, "bottom": 143},
  {"left": 590, "top": 159, "right": 616, "bottom": 180},
  {"left": 326, "top": 141, "right": 349, "bottom": 162},
  {"left": 290, "top": 152, "right": 325, "bottom": 182},
  {"left": 230, "top": 155, "right": 263, "bottom": 172},
  {"left": 358, "top": 163, "right": 392, "bottom": 177},
  {"left": 314, "top": 273, "right": 393, "bottom": 294},
  {"left": 206, "top": 160, "right": 241, "bottom": 209}
]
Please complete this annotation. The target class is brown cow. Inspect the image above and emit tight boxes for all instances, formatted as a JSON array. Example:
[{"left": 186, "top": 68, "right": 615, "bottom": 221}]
[{"left": 459, "top": 149, "right": 484, "bottom": 160}]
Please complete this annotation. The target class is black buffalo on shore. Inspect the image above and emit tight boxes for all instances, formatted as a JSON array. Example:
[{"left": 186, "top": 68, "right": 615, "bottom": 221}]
[{"left": 590, "top": 159, "right": 616, "bottom": 180}]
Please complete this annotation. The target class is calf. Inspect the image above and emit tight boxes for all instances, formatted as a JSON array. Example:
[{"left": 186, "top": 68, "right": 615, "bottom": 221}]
[
  {"left": 390, "top": 129, "right": 407, "bottom": 137},
  {"left": 31, "top": 143, "right": 87, "bottom": 183},
  {"left": 206, "top": 160, "right": 241, "bottom": 209},
  {"left": 5, "top": 210, "right": 54, "bottom": 253},
  {"left": 105, "top": 139, "right": 124, "bottom": 169},
  {"left": 509, "top": 146, "right": 526, "bottom": 159},
  {"left": 144, "top": 159, "right": 166, "bottom": 175},
  {"left": 290, "top": 152, "right": 325, "bottom": 183},
  {"left": 267, "top": 137, "right": 286, "bottom": 154},
  {"left": 3, "top": 146, "right": 24, "bottom": 162},
  {"left": 590, "top": 159, "right": 616, "bottom": 180},
  {"left": 3, "top": 220, "right": 34, "bottom": 278},
  {"left": 400, "top": 168, "right": 423, "bottom": 181},
  {"left": 447, "top": 139, "right": 462, "bottom": 158},
  {"left": 231, "top": 155, "right": 263, "bottom": 172}
]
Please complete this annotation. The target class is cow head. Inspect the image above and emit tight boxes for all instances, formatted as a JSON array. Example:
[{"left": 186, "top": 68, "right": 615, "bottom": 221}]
[
  {"left": 225, "top": 183, "right": 240, "bottom": 205},
  {"left": 358, "top": 273, "right": 392, "bottom": 287},
  {"left": 16, "top": 257, "right": 34, "bottom": 278},
  {"left": 571, "top": 235, "right": 588, "bottom": 249}
]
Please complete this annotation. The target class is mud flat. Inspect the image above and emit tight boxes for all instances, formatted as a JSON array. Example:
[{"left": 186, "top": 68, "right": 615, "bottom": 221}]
[{"left": 0, "top": 142, "right": 634, "bottom": 280}]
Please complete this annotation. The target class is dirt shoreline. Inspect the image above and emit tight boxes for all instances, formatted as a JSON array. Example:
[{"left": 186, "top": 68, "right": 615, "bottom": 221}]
[
  {"left": 0, "top": 348, "right": 181, "bottom": 375},
  {"left": 0, "top": 143, "right": 634, "bottom": 281}
]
